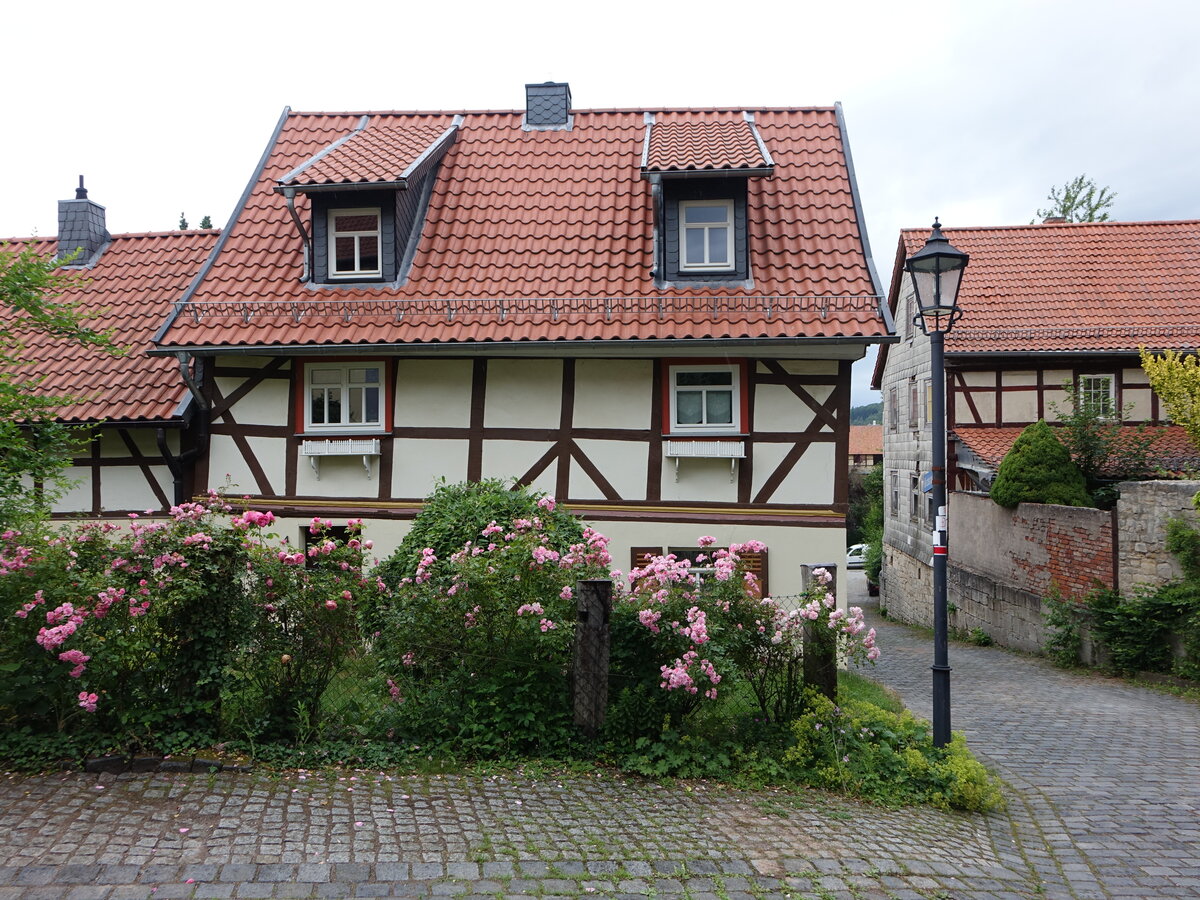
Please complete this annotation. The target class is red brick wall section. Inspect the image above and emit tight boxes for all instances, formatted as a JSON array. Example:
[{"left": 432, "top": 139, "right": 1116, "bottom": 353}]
[{"left": 949, "top": 493, "right": 1113, "bottom": 601}]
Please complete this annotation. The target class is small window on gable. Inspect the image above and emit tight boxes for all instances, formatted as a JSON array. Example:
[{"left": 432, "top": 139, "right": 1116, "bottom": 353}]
[
  {"left": 667, "top": 363, "right": 744, "bottom": 434},
  {"left": 303, "top": 361, "right": 387, "bottom": 434},
  {"left": 679, "top": 200, "right": 734, "bottom": 272},
  {"left": 328, "top": 209, "right": 381, "bottom": 279}
]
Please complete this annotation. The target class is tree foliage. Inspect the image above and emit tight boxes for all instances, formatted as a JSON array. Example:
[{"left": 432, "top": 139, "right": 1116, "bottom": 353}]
[
  {"left": 0, "top": 244, "right": 122, "bottom": 521},
  {"left": 990, "top": 420, "right": 1090, "bottom": 508},
  {"left": 1050, "top": 379, "right": 1156, "bottom": 505},
  {"left": 199, "top": 215, "right": 213, "bottom": 230},
  {"left": 1035, "top": 174, "right": 1116, "bottom": 223},
  {"left": 1141, "top": 348, "right": 1200, "bottom": 454}
]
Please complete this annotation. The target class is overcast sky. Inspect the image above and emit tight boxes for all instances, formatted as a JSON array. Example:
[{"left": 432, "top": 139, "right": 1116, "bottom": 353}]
[{"left": 4, "top": 0, "right": 1198, "bottom": 405}]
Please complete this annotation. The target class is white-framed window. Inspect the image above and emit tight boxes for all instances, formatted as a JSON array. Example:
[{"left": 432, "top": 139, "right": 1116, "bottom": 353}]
[
  {"left": 679, "top": 200, "right": 734, "bottom": 271},
  {"left": 328, "top": 208, "right": 381, "bottom": 279},
  {"left": 305, "top": 362, "right": 386, "bottom": 433},
  {"left": 669, "top": 363, "right": 741, "bottom": 433},
  {"left": 1079, "top": 374, "right": 1115, "bottom": 417}
]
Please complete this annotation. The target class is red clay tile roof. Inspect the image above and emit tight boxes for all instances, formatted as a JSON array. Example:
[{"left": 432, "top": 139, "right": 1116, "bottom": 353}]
[
  {"left": 0, "top": 232, "right": 219, "bottom": 422},
  {"left": 899, "top": 220, "right": 1200, "bottom": 354},
  {"left": 280, "top": 121, "right": 455, "bottom": 188},
  {"left": 849, "top": 424, "right": 882, "bottom": 455},
  {"left": 156, "top": 106, "right": 884, "bottom": 350},
  {"left": 643, "top": 117, "right": 770, "bottom": 173},
  {"left": 953, "top": 424, "right": 1200, "bottom": 472}
]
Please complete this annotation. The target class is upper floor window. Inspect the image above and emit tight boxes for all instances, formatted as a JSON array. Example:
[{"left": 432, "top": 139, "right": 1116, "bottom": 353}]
[
  {"left": 679, "top": 200, "right": 734, "bottom": 272},
  {"left": 909, "top": 382, "right": 920, "bottom": 429},
  {"left": 888, "top": 387, "right": 898, "bottom": 431},
  {"left": 668, "top": 364, "right": 742, "bottom": 433},
  {"left": 304, "top": 361, "right": 386, "bottom": 433},
  {"left": 1079, "top": 374, "right": 1115, "bottom": 417},
  {"left": 328, "top": 209, "right": 381, "bottom": 279}
]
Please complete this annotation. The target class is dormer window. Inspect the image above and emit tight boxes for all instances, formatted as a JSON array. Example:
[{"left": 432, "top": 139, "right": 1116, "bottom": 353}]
[
  {"left": 329, "top": 209, "right": 381, "bottom": 279},
  {"left": 680, "top": 200, "right": 735, "bottom": 272}
]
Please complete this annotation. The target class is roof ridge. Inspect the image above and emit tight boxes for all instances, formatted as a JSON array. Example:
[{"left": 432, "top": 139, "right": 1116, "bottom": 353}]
[
  {"left": 289, "top": 106, "right": 840, "bottom": 118},
  {"left": 901, "top": 219, "right": 1200, "bottom": 234}
]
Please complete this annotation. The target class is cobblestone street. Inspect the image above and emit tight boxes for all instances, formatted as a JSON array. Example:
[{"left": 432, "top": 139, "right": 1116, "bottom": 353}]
[{"left": 0, "top": 572, "right": 1195, "bottom": 899}]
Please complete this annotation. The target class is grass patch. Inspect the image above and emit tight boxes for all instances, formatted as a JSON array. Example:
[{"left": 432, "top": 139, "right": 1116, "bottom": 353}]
[{"left": 838, "top": 669, "right": 903, "bottom": 714}]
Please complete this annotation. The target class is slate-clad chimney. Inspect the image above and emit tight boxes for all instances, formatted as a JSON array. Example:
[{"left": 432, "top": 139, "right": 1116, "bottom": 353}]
[
  {"left": 57, "top": 176, "right": 109, "bottom": 263},
  {"left": 525, "top": 82, "right": 572, "bottom": 129}
]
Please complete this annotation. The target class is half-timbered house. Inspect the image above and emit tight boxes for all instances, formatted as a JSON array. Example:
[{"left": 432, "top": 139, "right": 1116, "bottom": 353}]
[
  {"left": 1, "top": 183, "right": 219, "bottom": 515},
  {"left": 873, "top": 218, "right": 1200, "bottom": 609},
  {"left": 150, "top": 83, "right": 890, "bottom": 598}
]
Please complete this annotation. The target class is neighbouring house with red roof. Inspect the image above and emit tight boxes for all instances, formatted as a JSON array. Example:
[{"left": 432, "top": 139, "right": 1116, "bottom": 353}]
[
  {"left": 871, "top": 218, "right": 1200, "bottom": 615},
  {"left": 848, "top": 425, "right": 882, "bottom": 471},
  {"left": 20, "top": 83, "right": 891, "bottom": 598},
  {"left": 1, "top": 182, "right": 219, "bottom": 514}
]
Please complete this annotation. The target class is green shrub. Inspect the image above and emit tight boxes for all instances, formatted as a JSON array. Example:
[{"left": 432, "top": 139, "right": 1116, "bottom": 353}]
[
  {"left": 785, "top": 693, "right": 1003, "bottom": 811},
  {"left": 990, "top": 420, "right": 1090, "bottom": 508},
  {"left": 372, "top": 501, "right": 610, "bottom": 756},
  {"left": 1043, "top": 588, "right": 1085, "bottom": 667},
  {"left": 366, "top": 479, "right": 585, "bottom": 635}
]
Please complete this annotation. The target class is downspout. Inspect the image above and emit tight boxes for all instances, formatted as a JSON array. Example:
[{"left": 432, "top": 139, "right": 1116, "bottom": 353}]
[
  {"left": 282, "top": 187, "right": 311, "bottom": 282},
  {"left": 157, "top": 353, "right": 210, "bottom": 506}
]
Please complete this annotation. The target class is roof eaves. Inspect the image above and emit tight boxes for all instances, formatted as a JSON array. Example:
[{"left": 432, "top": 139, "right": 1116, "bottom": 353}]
[{"left": 152, "top": 105, "right": 293, "bottom": 346}]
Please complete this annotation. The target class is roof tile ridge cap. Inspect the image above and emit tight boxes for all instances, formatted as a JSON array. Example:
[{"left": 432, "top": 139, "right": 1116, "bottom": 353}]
[{"left": 277, "top": 115, "right": 371, "bottom": 184}]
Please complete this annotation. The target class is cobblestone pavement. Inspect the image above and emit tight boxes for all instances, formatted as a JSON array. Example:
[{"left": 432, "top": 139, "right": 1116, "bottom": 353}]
[
  {"left": 857, "top": 572, "right": 1200, "bottom": 900},
  {"left": 0, "top": 764, "right": 1030, "bottom": 900}
]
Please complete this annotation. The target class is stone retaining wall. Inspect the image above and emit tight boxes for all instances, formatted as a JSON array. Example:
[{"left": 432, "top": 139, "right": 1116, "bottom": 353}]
[{"left": 1116, "top": 480, "right": 1200, "bottom": 595}]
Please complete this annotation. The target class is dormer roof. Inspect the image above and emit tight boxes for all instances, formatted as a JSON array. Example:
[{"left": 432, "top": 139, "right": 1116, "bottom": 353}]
[
  {"left": 642, "top": 114, "right": 773, "bottom": 176},
  {"left": 278, "top": 119, "right": 459, "bottom": 191}
]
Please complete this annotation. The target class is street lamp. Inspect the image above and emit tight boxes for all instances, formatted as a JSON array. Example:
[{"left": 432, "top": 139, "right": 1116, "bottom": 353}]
[{"left": 906, "top": 218, "right": 969, "bottom": 749}]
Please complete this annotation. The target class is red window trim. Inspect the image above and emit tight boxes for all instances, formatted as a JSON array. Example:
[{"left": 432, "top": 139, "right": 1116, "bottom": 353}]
[
  {"left": 292, "top": 357, "right": 395, "bottom": 436},
  {"left": 660, "top": 358, "right": 751, "bottom": 437}
]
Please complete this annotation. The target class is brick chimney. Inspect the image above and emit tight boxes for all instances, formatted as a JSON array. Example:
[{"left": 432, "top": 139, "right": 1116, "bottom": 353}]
[
  {"left": 524, "top": 82, "right": 572, "bottom": 130},
  {"left": 1042, "top": 216, "right": 1068, "bottom": 224},
  {"left": 57, "top": 176, "right": 109, "bottom": 263}
]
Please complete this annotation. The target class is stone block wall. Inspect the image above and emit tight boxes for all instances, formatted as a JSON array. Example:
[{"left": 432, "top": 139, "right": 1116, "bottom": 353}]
[
  {"left": 947, "top": 566, "right": 1046, "bottom": 652},
  {"left": 1116, "top": 480, "right": 1200, "bottom": 595},
  {"left": 879, "top": 547, "right": 933, "bottom": 628}
]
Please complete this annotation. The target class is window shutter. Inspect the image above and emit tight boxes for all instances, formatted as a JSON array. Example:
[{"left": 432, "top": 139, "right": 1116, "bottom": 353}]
[
  {"left": 740, "top": 550, "right": 768, "bottom": 597},
  {"left": 630, "top": 547, "right": 661, "bottom": 572}
]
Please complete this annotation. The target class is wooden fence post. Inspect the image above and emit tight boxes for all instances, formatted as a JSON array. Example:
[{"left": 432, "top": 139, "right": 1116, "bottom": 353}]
[
  {"left": 572, "top": 579, "right": 612, "bottom": 737},
  {"left": 802, "top": 563, "right": 839, "bottom": 701}
]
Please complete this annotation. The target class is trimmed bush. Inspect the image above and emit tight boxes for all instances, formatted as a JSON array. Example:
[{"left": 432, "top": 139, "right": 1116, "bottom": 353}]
[
  {"left": 990, "top": 420, "right": 1090, "bottom": 508},
  {"left": 785, "top": 693, "right": 1004, "bottom": 811}
]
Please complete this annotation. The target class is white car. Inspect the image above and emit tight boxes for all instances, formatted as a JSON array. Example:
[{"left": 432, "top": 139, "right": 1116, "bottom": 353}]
[{"left": 846, "top": 543, "right": 867, "bottom": 569}]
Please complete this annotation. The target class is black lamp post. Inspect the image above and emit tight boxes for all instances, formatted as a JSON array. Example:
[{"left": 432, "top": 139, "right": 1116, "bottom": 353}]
[{"left": 905, "top": 219, "right": 969, "bottom": 749}]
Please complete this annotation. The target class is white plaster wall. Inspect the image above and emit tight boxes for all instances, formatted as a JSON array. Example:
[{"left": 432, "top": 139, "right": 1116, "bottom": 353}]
[
  {"left": 394, "top": 359, "right": 472, "bottom": 427},
  {"left": 571, "top": 440, "right": 646, "bottom": 500},
  {"left": 58, "top": 468, "right": 92, "bottom": 512},
  {"left": 660, "top": 457, "right": 739, "bottom": 503},
  {"left": 219, "top": 376, "right": 290, "bottom": 427},
  {"left": 100, "top": 466, "right": 169, "bottom": 513},
  {"left": 772, "top": 360, "right": 836, "bottom": 376},
  {"left": 484, "top": 360, "right": 562, "bottom": 429},
  {"left": 754, "top": 383, "right": 817, "bottom": 430},
  {"left": 391, "top": 439, "right": 470, "bottom": 498},
  {"left": 1002, "top": 371, "right": 1037, "bottom": 387},
  {"left": 294, "top": 450, "right": 378, "bottom": 496},
  {"left": 574, "top": 360, "right": 654, "bottom": 428},
  {"left": 772, "top": 442, "right": 836, "bottom": 505},
  {"left": 1004, "top": 391, "right": 1038, "bottom": 422},
  {"left": 208, "top": 435, "right": 285, "bottom": 497},
  {"left": 481, "top": 440, "right": 557, "bottom": 493}
]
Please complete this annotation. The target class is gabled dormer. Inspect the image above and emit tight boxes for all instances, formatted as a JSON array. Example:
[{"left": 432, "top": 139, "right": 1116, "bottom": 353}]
[
  {"left": 275, "top": 116, "right": 460, "bottom": 287},
  {"left": 641, "top": 113, "right": 774, "bottom": 289}
]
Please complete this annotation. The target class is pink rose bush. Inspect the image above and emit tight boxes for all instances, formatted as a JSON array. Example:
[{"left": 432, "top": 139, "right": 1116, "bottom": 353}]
[
  {"left": 0, "top": 495, "right": 374, "bottom": 744},
  {"left": 611, "top": 543, "right": 880, "bottom": 729}
]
